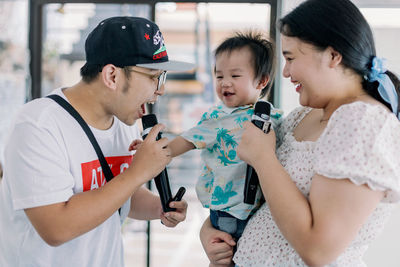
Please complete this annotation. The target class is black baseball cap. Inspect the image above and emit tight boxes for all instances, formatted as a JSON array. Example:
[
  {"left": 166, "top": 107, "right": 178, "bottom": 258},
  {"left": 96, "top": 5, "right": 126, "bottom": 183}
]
[{"left": 85, "top": 16, "right": 194, "bottom": 71}]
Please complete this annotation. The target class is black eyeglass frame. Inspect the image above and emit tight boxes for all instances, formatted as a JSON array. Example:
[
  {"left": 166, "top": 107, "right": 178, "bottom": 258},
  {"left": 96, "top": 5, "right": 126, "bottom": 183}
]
[{"left": 128, "top": 68, "right": 167, "bottom": 92}]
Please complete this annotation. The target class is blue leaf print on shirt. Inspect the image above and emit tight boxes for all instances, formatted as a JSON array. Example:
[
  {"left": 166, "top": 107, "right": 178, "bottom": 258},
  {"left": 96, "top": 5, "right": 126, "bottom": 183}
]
[
  {"left": 207, "top": 143, "right": 219, "bottom": 153},
  {"left": 234, "top": 116, "right": 249, "bottom": 127},
  {"left": 198, "top": 112, "right": 208, "bottom": 125},
  {"left": 211, "top": 181, "right": 237, "bottom": 205},
  {"left": 193, "top": 134, "right": 204, "bottom": 141},
  {"left": 217, "top": 154, "right": 238, "bottom": 165},
  {"left": 227, "top": 150, "right": 236, "bottom": 160},
  {"left": 202, "top": 166, "right": 214, "bottom": 191},
  {"left": 216, "top": 128, "right": 229, "bottom": 143},
  {"left": 271, "top": 110, "right": 283, "bottom": 121},
  {"left": 224, "top": 134, "right": 238, "bottom": 149},
  {"left": 214, "top": 128, "right": 239, "bottom": 165},
  {"left": 210, "top": 110, "right": 221, "bottom": 119}
]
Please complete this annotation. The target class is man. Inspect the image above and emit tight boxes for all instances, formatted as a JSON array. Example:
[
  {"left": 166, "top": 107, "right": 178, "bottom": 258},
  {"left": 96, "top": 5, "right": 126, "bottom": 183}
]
[{"left": 0, "top": 16, "right": 193, "bottom": 266}]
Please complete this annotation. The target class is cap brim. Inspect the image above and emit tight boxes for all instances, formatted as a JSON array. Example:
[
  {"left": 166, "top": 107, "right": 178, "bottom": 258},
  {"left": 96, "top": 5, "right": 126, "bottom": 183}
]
[{"left": 136, "top": 60, "right": 195, "bottom": 72}]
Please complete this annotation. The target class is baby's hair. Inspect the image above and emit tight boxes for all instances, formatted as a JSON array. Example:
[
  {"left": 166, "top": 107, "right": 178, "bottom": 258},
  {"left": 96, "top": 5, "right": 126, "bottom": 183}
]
[{"left": 214, "top": 31, "right": 276, "bottom": 98}]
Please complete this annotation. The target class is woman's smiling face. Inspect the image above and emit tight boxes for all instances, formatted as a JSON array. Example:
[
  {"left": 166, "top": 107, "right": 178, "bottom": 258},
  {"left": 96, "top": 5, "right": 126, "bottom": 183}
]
[{"left": 281, "top": 35, "right": 335, "bottom": 109}]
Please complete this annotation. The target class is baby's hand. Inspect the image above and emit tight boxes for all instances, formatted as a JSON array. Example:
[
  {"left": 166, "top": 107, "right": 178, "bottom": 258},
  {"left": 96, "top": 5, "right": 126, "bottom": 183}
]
[{"left": 129, "top": 139, "right": 143, "bottom": 151}]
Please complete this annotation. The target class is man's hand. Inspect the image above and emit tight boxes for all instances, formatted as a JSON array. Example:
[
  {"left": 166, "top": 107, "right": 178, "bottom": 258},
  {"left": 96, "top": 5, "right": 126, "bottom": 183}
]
[
  {"left": 160, "top": 199, "right": 188, "bottom": 227},
  {"left": 128, "top": 124, "right": 171, "bottom": 184}
]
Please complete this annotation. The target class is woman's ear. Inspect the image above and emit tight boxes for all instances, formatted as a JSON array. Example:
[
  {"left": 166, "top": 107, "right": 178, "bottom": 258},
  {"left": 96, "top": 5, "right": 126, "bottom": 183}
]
[
  {"left": 101, "top": 64, "right": 118, "bottom": 90},
  {"left": 327, "top": 46, "right": 342, "bottom": 68},
  {"left": 256, "top": 75, "right": 270, "bottom": 90}
]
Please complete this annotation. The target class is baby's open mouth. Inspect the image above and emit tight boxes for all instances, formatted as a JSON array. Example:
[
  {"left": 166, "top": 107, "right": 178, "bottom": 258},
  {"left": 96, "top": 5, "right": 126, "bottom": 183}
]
[{"left": 223, "top": 92, "right": 234, "bottom": 97}]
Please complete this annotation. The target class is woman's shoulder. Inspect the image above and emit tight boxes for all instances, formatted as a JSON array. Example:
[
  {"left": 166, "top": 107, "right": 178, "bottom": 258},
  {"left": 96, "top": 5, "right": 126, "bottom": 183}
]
[
  {"left": 334, "top": 100, "right": 389, "bottom": 116},
  {"left": 322, "top": 101, "right": 400, "bottom": 142},
  {"left": 330, "top": 101, "right": 399, "bottom": 128},
  {"left": 315, "top": 101, "right": 400, "bottom": 203}
]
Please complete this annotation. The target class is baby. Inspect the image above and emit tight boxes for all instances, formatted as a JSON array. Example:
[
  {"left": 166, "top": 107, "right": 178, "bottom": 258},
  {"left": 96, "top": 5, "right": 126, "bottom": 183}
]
[{"left": 133, "top": 31, "right": 282, "bottom": 241}]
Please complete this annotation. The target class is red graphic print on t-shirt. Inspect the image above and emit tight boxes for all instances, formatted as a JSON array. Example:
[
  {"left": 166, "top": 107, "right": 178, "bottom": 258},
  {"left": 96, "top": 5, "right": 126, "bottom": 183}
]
[{"left": 81, "top": 155, "right": 133, "bottom": 191}]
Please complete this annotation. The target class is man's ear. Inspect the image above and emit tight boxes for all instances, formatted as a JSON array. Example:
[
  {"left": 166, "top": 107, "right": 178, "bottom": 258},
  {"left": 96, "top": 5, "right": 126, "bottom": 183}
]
[
  {"left": 327, "top": 46, "right": 342, "bottom": 68},
  {"left": 101, "top": 64, "right": 118, "bottom": 90},
  {"left": 256, "top": 75, "right": 269, "bottom": 90}
]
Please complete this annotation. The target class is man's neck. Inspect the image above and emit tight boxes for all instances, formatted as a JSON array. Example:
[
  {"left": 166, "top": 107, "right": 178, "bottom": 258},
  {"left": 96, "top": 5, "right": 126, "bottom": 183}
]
[{"left": 62, "top": 80, "right": 114, "bottom": 130}]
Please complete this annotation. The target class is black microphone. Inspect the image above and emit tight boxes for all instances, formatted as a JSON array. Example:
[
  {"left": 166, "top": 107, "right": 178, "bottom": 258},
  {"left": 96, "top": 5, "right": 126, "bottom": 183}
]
[
  {"left": 141, "top": 114, "right": 186, "bottom": 212},
  {"left": 243, "top": 100, "right": 272, "bottom": 204}
]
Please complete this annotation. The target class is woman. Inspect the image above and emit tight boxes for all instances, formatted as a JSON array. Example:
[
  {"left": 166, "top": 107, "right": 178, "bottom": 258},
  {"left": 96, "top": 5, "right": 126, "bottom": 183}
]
[{"left": 200, "top": 0, "right": 400, "bottom": 266}]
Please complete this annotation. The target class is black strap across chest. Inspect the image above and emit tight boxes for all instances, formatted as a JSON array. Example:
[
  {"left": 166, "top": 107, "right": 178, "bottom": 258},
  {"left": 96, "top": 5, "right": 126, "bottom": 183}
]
[{"left": 47, "top": 94, "right": 115, "bottom": 183}]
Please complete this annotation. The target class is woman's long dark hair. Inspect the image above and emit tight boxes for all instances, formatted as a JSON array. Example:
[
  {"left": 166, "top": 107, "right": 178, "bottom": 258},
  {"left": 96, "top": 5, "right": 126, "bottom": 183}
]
[{"left": 279, "top": 0, "right": 400, "bottom": 116}]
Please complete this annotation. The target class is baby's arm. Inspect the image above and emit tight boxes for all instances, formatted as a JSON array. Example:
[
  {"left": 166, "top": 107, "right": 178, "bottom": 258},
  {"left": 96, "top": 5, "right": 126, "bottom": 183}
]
[
  {"left": 129, "top": 136, "right": 194, "bottom": 157},
  {"left": 129, "top": 139, "right": 143, "bottom": 151},
  {"left": 168, "top": 136, "right": 195, "bottom": 157}
]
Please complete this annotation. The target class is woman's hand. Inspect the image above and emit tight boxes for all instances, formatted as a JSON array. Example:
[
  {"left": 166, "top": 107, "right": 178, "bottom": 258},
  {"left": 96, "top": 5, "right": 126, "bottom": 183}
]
[
  {"left": 238, "top": 121, "right": 276, "bottom": 167},
  {"left": 200, "top": 217, "right": 236, "bottom": 266},
  {"left": 160, "top": 199, "right": 188, "bottom": 227}
]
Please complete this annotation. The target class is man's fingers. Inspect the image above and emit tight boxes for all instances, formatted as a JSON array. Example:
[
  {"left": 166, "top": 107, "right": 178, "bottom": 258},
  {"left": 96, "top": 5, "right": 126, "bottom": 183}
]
[
  {"left": 157, "top": 137, "right": 171, "bottom": 150},
  {"left": 169, "top": 200, "right": 188, "bottom": 210},
  {"left": 160, "top": 214, "right": 180, "bottom": 227},
  {"left": 164, "top": 212, "right": 185, "bottom": 224},
  {"left": 146, "top": 123, "right": 165, "bottom": 141}
]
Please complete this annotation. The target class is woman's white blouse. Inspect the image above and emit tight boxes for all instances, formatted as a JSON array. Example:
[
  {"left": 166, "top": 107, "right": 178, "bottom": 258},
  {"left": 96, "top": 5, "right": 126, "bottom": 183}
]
[{"left": 234, "top": 102, "right": 400, "bottom": 266}]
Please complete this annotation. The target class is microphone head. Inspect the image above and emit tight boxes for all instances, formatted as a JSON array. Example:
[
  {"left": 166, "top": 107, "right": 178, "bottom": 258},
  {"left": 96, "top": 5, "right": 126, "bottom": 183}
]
[
  {"left": 141, "top": 114, "right": 158, "bottom": 130},
  {"left": 254, "top": 100, "right": 271, "bottom": 116}
]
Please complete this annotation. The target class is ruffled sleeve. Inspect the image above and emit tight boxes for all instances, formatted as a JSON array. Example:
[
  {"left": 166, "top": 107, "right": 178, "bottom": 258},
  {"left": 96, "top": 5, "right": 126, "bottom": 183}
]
[
  {"left": 314, "top": 102, "right": 400, "bottom": 203},
  {"left": 275, "top": 106, "right": 311, "bottom": 148}
]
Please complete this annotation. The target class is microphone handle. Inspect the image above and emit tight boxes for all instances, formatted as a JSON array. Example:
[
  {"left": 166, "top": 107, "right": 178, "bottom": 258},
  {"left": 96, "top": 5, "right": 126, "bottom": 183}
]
[
  {"left": 243, "top": 118, "right": 270, "bottom": 205},
  {"left": 154, "top": 169, "right": 175, "bottom": 212},
  {"left": 243, "top": 165, "right": 259, "bottom": 204},
  {"left": 142, "top": 132, "right": 175, "bottom": 212}
]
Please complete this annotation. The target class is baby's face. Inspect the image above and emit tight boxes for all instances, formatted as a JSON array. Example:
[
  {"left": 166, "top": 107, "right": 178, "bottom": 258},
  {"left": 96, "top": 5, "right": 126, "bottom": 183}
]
[{"left": 214, "top": 47, "right": 261, "bottom": 108}]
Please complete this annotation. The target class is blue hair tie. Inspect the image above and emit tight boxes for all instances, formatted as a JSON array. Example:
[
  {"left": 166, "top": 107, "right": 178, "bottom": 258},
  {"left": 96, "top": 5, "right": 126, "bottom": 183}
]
[{"left": 367, "top": 57, "right": 399, "bottom": 119}]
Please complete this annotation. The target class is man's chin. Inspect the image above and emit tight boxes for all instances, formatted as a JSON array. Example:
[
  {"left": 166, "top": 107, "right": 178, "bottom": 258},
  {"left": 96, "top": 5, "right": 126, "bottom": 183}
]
[{"left": 120, "top": 117, "right": 138, "bottom": 126}]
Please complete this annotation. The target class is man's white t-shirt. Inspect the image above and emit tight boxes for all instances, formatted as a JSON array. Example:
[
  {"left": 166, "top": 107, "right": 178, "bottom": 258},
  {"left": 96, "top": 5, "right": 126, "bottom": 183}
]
[{"left": 0, "top": 88, "right": 140, "bottom": 267}]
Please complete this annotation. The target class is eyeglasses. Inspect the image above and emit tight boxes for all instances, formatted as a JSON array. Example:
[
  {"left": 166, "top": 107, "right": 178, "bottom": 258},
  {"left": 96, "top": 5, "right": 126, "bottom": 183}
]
[{"left": 128, "top": 68, "right": 167, "bottom": 92}]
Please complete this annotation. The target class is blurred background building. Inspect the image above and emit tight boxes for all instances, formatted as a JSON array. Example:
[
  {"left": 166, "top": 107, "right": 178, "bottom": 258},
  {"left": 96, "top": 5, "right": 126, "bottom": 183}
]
[{"left": 0, "top": 0, "right": 399, "bottom": 266}]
